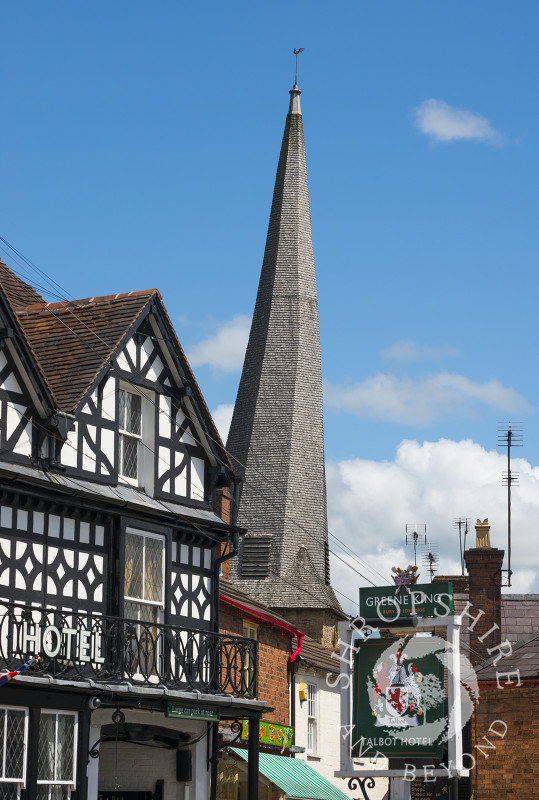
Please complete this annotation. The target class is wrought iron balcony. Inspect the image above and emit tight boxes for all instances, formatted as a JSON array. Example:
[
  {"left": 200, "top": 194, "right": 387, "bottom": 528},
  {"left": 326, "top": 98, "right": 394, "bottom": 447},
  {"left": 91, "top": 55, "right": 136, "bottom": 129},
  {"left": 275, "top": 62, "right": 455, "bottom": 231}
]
[{"left": 0, "top": 602, "right": 257, "bottom": 698}]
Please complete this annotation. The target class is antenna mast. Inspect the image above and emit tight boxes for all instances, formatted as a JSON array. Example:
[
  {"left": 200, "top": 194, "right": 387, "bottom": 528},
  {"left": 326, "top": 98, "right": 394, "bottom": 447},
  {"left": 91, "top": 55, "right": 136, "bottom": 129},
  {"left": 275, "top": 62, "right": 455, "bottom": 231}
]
[
  {"left": 422, "top": 542, "right": 439, "bottom": 582},
  {"left": 405, "top": 524, "right": 426, "bottom": 566},
  {"left": 453, "top": 518, "right": 470, "bottom": 575},
  {"left": 497, "top": 422, "right": 523, "bottom": 587}
]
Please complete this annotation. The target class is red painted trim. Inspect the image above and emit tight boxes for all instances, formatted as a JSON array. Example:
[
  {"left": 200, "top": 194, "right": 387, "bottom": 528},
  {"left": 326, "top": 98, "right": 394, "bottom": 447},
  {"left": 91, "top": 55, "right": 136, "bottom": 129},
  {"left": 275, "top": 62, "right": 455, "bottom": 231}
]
[
  {"left": 289, "top": 636, "right": 304, "bottom": 663},
  {"left": 219, "top": 595, "right": 304, "bottom": 662}
]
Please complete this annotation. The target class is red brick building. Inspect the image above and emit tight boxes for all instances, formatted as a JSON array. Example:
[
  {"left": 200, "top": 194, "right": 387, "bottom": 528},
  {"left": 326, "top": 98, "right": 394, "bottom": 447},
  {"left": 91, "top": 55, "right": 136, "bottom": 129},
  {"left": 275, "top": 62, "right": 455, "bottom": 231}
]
[{"left": 435, "top": 520, "right": 539, "bottom": 799}]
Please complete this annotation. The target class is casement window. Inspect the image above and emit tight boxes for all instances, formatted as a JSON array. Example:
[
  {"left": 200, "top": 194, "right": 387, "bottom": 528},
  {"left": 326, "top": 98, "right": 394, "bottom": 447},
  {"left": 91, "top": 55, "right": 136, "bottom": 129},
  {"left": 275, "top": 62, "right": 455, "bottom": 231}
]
[
  {"left": 36, "top": 711, "right": 77, "bottom": 800},
  {"left": 306, "top": 682, "right": 318, "bottom": 755},
  {"left": 124, "top": 529, "right": 165, "bottom": 624},
  {"left": 119, "top": 388, "right": 143, "bottom": 483},
  {"left": 0, "top": 706, "right": 28, "bottom": 799}
]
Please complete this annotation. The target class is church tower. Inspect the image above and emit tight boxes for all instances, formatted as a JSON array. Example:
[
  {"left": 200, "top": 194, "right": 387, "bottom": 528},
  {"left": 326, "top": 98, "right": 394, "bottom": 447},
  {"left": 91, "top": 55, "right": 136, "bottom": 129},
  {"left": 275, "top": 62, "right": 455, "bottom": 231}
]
[{"left": 227, "top": 84, "right": 344, "bottom": 644}]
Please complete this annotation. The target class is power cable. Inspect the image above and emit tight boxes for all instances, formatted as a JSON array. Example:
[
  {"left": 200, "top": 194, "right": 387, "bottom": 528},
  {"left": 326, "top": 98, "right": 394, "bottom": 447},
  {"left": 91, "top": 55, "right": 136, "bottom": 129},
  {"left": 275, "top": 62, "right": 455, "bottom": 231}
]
[{"left": 0, "top": 239, "right": 381, "bottom": 588}]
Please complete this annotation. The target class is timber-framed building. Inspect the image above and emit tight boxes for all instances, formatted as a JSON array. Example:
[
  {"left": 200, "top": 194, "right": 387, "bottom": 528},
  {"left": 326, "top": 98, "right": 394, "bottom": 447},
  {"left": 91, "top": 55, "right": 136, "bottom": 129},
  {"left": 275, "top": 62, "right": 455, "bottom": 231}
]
[{"left": 0, "top": 263, "right": 263, "bottom": 799}]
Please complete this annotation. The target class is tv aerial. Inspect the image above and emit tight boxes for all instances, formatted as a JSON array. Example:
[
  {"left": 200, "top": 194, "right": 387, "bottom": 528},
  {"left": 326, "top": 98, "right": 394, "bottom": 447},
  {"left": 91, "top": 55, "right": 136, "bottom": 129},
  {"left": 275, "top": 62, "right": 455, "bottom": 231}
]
[
  {"left": 498, "top": 422, "right": 523, "bottom": 587},
  {"left": 422, "top": 542, "right": 439, "bottom": 582},
  {"left": 453, "top": 518, "right": 470, "bottom": 575},
  {"left": 405, "top": 524, "right": 427, "bottom": 566}
]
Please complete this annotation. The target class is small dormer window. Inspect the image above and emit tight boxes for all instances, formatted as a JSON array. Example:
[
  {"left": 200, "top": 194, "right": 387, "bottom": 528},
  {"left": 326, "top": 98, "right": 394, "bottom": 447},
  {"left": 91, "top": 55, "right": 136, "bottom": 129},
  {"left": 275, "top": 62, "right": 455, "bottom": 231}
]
[{"left": 119, "top": 388, "right": 142, "bottom": 482}]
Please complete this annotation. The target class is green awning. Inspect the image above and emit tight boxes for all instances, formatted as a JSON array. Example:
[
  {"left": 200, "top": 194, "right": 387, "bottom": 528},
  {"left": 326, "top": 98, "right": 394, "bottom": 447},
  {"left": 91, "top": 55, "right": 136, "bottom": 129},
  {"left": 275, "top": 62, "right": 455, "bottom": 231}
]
[{"left": 229, "top": 748, "right": 350, "bottom": 800}]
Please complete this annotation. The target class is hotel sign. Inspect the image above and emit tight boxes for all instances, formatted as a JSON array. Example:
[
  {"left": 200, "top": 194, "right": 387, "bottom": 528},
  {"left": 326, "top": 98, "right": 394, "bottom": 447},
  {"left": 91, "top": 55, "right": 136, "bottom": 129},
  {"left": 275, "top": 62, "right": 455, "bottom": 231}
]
[
  {"left": 359, "top": 582, "right": 453, "bottom": 621},
  {"left": 22, "top": 620, "right": 105, "bottom": 665},
  {"left": 352, "top": 636, "right": 445, "bottom": 758}
]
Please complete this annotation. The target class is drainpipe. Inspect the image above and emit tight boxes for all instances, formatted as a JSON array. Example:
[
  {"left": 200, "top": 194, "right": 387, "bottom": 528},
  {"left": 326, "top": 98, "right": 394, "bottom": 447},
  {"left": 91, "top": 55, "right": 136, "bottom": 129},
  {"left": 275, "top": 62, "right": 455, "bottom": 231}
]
[{"left": 288, "top": 657, "right": 299, "bottom": 758}]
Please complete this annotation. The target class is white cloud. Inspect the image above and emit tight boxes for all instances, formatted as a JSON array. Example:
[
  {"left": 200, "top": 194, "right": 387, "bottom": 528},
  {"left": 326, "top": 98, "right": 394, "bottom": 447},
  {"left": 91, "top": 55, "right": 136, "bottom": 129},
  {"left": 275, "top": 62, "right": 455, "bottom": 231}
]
[
  {"left": 211, "top": 403, "right": 234, "bottom": 442},
  {"left": 186, "top": 315, "right": 251, "bottom": 372},
  {"left": 324, "top": 373, "right": 528, "bottom": 425},
  {"left": 326, "top": 439, "right": 539, "bottom": 615},
  {"left": 414, "top": 99, "right": 500, "bottom": 143},
  {"left": 383, "top": 340, "right": 459, "bottom": 363}
]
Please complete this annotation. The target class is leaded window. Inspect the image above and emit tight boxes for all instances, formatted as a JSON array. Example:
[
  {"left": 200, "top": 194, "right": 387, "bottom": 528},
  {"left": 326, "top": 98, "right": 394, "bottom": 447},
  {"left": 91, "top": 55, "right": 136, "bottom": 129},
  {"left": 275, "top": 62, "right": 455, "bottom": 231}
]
[
  {"left": 119, "top": 389, "right": 142, "bottom": 482},
  {"left": 0, "top": 707, "right": 27, "bottom": 799},
  {"left": 124, "top": 530, "right": 165, "bottom": 677},
  {"left": 124, "top": 530, "right": 164, "bottom": 621},
  {"left": 36, "top": 711, "right": 77, "bottom": 799}
]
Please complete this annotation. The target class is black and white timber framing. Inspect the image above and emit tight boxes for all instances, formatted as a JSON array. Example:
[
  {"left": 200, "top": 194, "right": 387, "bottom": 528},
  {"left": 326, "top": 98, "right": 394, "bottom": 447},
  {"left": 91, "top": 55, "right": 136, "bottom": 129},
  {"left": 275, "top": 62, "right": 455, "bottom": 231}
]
[{"left": 0, "top": 264, "right": 264, "bottom": 800}]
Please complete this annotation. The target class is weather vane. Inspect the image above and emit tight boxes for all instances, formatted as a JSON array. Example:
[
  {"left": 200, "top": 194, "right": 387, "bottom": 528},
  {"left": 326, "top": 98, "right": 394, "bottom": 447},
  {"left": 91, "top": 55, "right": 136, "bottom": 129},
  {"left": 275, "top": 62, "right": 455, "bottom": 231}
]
[{"left": 293, "top": 48, "right": 304, "bottom": 85}]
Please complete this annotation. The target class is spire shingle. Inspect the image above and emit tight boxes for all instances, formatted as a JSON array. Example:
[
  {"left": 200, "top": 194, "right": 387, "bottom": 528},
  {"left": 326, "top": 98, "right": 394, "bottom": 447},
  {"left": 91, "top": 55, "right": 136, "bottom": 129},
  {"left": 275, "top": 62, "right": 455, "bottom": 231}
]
[{"left": 227, "top": 86, "right": 341, "bottom": 615}]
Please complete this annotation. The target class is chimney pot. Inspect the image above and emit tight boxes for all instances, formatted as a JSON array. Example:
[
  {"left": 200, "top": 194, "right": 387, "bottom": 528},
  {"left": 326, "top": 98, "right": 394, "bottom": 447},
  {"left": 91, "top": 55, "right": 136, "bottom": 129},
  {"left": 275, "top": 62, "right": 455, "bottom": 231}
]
[{"left": 475, "top": 518, "right": 491, "bottom": 548}]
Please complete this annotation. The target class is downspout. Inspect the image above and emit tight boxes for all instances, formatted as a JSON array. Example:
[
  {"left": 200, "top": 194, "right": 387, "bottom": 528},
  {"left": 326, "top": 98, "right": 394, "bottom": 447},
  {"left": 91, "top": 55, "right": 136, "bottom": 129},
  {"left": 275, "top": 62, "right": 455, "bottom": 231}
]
[
  {"left": 213, "top": 531, "right": 240, "bottom": 633},
  {"left": 288, "top": 634, "right": 303, "bottom": 759}
]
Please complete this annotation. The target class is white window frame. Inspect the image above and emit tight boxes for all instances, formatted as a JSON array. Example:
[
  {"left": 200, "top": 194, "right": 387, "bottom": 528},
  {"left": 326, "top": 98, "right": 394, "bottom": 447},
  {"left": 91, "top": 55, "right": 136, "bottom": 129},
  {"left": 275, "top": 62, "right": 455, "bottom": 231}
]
[
  {"left": 0, "top": 705, "right": 29, "bottom": 789},
  {"left": 306, "top": 681, "right": 319, "bottom": 756},
  {"left": 242, "top": 621, "right": 258, "bottom": 642},
  {"left": 118, "top": 384, "right": 155, "bottom": 493},
  {"left": 36, "top": 709, "right": 78, "bottom": 792}
]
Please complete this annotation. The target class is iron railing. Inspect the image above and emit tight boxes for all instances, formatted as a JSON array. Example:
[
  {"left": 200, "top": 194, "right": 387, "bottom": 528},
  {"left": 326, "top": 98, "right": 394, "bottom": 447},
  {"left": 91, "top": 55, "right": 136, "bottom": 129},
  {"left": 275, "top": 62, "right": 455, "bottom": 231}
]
[{"left": 0, "top": 602, "right": 257, "bottom": 698}]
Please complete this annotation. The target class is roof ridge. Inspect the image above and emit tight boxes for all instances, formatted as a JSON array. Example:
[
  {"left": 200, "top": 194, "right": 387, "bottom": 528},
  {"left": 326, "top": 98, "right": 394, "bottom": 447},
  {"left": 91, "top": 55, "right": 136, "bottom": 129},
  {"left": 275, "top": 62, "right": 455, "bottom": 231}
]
[{"left": 20, "top": 288, "right": 159, "bottom": 313}]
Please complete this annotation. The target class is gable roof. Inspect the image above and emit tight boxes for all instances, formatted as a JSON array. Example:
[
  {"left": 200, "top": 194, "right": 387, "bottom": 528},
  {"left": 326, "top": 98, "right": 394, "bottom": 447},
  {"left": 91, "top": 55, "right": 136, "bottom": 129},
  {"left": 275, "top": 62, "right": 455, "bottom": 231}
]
[
  {"left": 0, "top": 260, "right": 230, "bottom": 468},
  {"left": 17, "top": 290, "right": 155, "bottom": 412}
]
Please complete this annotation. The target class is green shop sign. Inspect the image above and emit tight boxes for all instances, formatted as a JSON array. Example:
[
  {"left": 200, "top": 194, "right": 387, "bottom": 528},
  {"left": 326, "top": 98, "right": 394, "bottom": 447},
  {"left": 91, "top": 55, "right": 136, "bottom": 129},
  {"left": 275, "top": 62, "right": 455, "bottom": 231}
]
[
  {"left": 352, "top": 635, "right": 446, "bottom": 758},
  {"left": 165, "top": 702, "right": 220, "bottom": 721},
  {"left": 241, "top": 720, "right": 293, "bottom": 749},
  {"left": 359, "top": 582, "right": 453, "bottom": 621}
]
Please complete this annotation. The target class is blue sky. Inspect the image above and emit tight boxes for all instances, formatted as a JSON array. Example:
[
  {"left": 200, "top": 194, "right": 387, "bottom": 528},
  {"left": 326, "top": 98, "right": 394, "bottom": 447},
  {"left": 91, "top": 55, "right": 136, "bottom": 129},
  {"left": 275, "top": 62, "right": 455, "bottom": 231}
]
[{"left": 2, "top": 2, "right": 539, "bottom": 608}]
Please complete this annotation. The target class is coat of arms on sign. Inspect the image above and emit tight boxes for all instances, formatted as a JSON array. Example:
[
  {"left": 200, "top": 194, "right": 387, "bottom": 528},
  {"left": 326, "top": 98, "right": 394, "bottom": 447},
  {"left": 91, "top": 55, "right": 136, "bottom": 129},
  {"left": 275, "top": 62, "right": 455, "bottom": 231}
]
[{"left": 372, "top": 648, "right": 424, "bottom": 728}]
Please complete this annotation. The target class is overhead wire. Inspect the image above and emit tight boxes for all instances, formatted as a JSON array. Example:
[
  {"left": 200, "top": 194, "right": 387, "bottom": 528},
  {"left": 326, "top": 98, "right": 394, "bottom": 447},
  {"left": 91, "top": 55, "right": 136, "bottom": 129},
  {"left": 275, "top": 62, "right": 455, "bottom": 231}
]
[{"left": 0, "top": 238, "right": 381, "bottom": 589}]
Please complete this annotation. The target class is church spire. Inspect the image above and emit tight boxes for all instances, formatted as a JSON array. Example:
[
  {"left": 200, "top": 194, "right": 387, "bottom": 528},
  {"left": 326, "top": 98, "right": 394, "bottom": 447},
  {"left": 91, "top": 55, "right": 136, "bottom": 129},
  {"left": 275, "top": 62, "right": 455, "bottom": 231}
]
[{"left": 227, "top": 84, "right": 342, "bottom": 632}]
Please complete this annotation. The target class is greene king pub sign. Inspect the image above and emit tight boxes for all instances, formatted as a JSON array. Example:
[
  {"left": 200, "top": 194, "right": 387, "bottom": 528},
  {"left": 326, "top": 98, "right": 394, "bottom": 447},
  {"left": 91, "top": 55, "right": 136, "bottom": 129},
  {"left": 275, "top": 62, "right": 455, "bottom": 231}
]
[
  {"left": 353, "top": 636, "right": 445, "bottom": 758},
  {"left": 359, "top": 582, "right": 453, "bottom": 621}
]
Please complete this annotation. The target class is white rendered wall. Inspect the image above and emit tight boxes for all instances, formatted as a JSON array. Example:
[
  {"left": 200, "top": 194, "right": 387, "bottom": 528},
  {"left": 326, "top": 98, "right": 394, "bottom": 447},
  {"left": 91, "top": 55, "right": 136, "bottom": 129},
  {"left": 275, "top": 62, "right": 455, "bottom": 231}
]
[
  {"left": 294, "top": 668, "right": 388, "bottom": 800},
  {"left": 88, "top": 708, "right": 210, "bottom": 800}
]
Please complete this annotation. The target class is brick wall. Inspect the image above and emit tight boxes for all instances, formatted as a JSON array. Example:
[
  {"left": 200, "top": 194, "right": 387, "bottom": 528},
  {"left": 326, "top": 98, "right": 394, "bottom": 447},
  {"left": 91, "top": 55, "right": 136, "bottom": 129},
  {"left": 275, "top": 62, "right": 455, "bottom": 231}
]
[
  {"left": 219, "top": 601, "right": 291, "bottom": 725},
  {"left": 215, "top": 487, "right": 233, "bottom": 580},
  {"left": 472, "top": 686, "right": 539, "bottom": 798},
  {"left": 464, "top": 547, "right": 504, "bottom": 664}
]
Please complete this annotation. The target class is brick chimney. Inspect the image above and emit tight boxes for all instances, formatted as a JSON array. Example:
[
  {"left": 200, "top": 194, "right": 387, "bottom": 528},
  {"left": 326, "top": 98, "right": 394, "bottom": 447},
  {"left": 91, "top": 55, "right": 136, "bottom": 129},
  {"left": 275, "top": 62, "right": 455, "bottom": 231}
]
[{"left": 464, "top": 518, "right": 504, "bottom": 665}]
